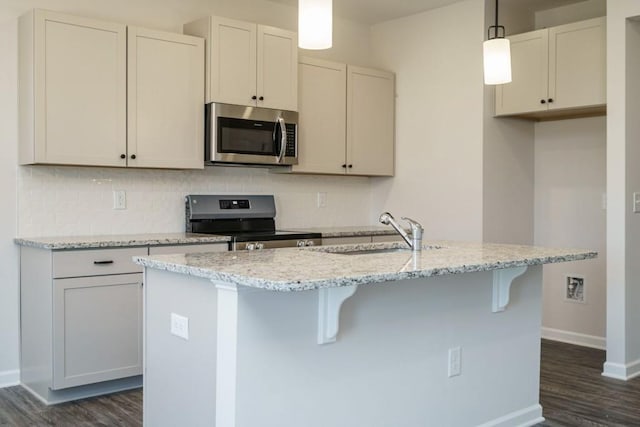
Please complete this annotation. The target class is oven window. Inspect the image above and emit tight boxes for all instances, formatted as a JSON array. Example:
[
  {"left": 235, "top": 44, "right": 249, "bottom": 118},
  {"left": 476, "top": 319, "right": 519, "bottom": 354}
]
[{"left": 218, "top": 117, "right": 276, "bottom": 155}]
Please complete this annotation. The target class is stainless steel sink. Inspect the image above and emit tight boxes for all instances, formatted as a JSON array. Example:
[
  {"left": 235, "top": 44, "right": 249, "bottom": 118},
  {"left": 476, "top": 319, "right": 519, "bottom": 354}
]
[{"left": 334, "top": 248, "right": 411, "bottom": 255}]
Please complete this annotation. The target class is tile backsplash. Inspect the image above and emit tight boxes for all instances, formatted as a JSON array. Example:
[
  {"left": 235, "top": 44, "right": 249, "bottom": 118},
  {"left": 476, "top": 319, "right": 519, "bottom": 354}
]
[{"left": 17, "top": 165, "right": 373, "bottom": 237}]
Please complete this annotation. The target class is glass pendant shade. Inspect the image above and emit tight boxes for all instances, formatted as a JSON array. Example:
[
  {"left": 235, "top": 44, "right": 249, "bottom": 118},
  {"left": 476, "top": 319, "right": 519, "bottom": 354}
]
[
  {"left": 298, "top": 0, "right": 332, "bottom": 50},
  {"left": 483, "top": 38, "right": 512, "bottom": 85}
]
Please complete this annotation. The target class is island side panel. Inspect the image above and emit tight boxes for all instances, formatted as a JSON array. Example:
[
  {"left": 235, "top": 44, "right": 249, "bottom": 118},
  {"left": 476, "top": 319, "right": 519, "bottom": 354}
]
[
  {"left": 143, "top": 268, "right": 218, "bottom": 427},
  {"left": 231, "top": 267, "right": 543, "bottom": 427}
]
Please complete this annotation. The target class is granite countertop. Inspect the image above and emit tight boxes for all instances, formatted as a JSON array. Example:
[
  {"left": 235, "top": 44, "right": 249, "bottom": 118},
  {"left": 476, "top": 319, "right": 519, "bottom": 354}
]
[
  {"left": 14, "top": 233, "right": 231, "bottom": 250},
  {"left": 290, "top": 226, "right": 399, "bottom": 238},
  {"left": 13, "top": 226, "right": 396, "bottom": 250},
  {"left": 133, "top": 240, "right": 597, "bottom": 292}
]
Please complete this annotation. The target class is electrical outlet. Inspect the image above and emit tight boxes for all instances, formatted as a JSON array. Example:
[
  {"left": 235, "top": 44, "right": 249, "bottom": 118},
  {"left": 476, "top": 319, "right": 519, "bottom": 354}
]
[
  {"left": 317, "top": 192, "right": 327, "bottom": 208},
  {"left": 634, "top": 192, "right": 640, "bottom": 213},
  {"left": 113, "top": 190, "right": 126, "bottom": 210},
  {"left": 448, "top": 347, "right": 461, "bottom": 377},
  {"left": 565, "top": 276, "right": 585, "bottom": 303},
  {"left": 170, "top": 313, "right": 189, "bottom": 340}
]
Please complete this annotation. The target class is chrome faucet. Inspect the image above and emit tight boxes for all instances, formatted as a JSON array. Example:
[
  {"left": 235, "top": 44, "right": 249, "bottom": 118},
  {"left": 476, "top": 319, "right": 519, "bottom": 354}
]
[{"left": 379, "top": 212, "right": 423, "bottom": 252}]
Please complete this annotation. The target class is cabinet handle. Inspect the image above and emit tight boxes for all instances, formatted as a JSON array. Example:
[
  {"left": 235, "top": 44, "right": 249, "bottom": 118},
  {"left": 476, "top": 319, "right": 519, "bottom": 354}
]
[
  {"left": 342, "top": 164, "right": 347, "bottom": 168},
  {"left": 259, "top": 96, "right": 264, "bottom": 101},
  {"left": 130, "top": 154, "right": 136, "bottom": 160},
  {"left": 348, "top": 164, "right": 353, "bottom": 168},
  {"left": 548, "top": 98, "right": 554, "bottom": 103},
  {"left": 251, "top": 95, "right": 257, "bottom": 100},
  {"left": 120, "top": 154, "right": 126, "bottom": 159},
  {"left": 540, "top": 99, "right": 546, "bottom": 104},
  {"left": 93, "top": 260, "right": 114, "bottom": 265}
]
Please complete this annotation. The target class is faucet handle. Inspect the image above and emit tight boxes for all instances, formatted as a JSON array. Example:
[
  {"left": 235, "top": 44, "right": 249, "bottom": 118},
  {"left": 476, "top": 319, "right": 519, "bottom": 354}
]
[
  {"left": 401, "top": 217, "right": 424, "bottom": 236},
  {"left": 379, "top": 211, "right": 394, "bottom": 225}
]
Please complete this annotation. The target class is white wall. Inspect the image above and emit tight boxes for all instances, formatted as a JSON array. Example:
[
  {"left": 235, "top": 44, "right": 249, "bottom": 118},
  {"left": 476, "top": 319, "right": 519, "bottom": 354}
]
[
  {"left": 0, "top": 0, "right": 375, "bottom": 385},
  {"left": 369, "top": 0, "right": 485, "bottom": 242},
  {"left": 0, "top": 17, "right": 20, "bottom": 388},
  {"left": 605, "top": 1, "right": 640, "bottom": 380},
  {"left": 534, "top": 117, "right": 606, "bottom": 348},
  {"left": 534, "top": 0, "right": 606, "bottom": 29}
]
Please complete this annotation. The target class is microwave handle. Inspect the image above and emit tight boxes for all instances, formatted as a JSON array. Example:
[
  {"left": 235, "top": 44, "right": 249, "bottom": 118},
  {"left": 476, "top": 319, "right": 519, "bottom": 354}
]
[{"left": 276, "top": 117, "right": 287, "bottom": 163}]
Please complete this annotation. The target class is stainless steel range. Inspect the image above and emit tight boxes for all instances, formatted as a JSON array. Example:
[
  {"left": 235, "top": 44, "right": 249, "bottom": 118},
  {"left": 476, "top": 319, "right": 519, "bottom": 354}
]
[{"left": 185, "top": 195, "right": 321, "bottom": 251}]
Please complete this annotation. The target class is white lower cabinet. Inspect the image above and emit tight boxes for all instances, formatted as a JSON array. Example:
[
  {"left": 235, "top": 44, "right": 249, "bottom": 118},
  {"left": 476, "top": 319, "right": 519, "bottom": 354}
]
[
  {"left": 52, "top": 273, "right": 143, "bottom": 389},
  {"left": 20, "top": 246, "right": 146, "bottom": 402}
]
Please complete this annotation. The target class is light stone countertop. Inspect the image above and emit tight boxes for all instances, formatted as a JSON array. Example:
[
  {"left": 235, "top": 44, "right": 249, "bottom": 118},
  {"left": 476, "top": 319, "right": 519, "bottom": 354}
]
[
  {"left": 13, "top": 233, "right": 231, "bottom": 250},
  {"left": 133, "top": 240, "right": 597, "bottom": 292},
  {"left": 289, "top": 225, "right": 399, "bottom": 238},
  {"left": 13, "top": 226, "right": 396, "bottom": 250}
]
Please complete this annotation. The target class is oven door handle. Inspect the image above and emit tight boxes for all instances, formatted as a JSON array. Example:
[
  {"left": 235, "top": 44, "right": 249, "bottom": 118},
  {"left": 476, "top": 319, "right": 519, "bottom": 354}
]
[{"left": 276, "top": 116, "right": 287, "bottom": 163}]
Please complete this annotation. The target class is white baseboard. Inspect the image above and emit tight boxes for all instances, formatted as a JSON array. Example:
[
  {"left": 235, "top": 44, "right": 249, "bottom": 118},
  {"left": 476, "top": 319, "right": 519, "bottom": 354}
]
[
  {"left": 602, "top": 359, "right": 640, "bottom": 381},
  {"left": 0, "top": 369, "right": 20, "bottom": 388},
  {"left": 541, "top": 327, "right": 606, "bottom": 350},
  {"left": 476, "top": 404, "right": 544, "bottom": 427}
]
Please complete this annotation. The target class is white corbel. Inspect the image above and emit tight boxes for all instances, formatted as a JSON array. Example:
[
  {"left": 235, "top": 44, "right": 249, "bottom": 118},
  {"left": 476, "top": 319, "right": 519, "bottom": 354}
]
[
  {"left": 492, "top": 266, "right": 528, "bottom": 312},
  {"left": 317, "top": 285, "right": 358, "bottom": 344}
]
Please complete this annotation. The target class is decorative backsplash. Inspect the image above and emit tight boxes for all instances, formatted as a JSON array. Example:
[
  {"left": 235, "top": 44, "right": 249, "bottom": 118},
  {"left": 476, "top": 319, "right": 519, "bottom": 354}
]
[{"left": 17, "top": 165, "right": 372, "bottom": 237}]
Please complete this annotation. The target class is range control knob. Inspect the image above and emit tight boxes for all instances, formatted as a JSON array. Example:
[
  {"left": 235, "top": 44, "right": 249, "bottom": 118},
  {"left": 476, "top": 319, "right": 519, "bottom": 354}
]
[
  {"left": 297, "top": 240, "right": 306, "bottom": 248},
  {"left": 246, "top": 243, "right": 256, "bottom": 251},
  {"left": 305, "top": 240, "right": 315, "bottom": 247},
  {"left": 255, "top": 243, "right": 265, "bottom": 250}
]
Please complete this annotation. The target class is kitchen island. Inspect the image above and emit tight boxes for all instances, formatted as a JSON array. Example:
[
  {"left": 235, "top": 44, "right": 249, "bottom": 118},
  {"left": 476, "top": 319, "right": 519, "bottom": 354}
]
[{"left": 134, "top": 241, "right": 596, "bottom": 427}]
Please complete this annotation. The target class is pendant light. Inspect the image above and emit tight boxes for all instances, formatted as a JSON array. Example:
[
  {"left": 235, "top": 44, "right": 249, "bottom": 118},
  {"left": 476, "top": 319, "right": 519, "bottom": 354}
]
[
  {"left": 298, "top": 0, "right": 332, "bottom": 50},
  {"left": 483, "top": 0, "right": 512, "bottom": 85}
]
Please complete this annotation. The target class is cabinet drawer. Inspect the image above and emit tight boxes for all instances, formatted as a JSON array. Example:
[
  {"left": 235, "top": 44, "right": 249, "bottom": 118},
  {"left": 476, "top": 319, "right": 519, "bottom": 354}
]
[{"left": 53, "top": 247, "right": 147, "bottom": 278}]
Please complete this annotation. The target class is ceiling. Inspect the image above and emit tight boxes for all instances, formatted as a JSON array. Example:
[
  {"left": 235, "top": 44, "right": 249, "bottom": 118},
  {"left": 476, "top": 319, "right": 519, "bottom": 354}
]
[{"left": 269, "top": 0, "right": 589, "bottom": 25}]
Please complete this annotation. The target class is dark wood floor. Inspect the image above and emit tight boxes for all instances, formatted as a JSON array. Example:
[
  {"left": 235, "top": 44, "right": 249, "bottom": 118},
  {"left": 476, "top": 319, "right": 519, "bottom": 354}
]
[
  {"left": 538, "top": 340, "right": 640, "bottom": 427},
  {"left": 1, "top": 340, "right": 639, "bottom": 426}
]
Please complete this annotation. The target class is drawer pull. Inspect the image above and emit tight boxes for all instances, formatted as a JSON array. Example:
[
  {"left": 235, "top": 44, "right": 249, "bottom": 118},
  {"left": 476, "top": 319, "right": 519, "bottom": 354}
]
[{"left": 93, "top": 260, "right": 114, "bottom": 265}]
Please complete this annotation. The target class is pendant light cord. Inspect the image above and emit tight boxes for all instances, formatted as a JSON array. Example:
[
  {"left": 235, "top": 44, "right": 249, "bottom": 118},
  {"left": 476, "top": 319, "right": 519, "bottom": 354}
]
[{"left": 488, "top": 0, "right": 505, "bottom": 40}]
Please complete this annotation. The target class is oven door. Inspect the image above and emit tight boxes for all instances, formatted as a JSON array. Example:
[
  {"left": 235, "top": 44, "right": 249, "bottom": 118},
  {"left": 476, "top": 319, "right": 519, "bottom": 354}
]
[{"left": 206, "top": 103, "right": 298, "bottom": 166}]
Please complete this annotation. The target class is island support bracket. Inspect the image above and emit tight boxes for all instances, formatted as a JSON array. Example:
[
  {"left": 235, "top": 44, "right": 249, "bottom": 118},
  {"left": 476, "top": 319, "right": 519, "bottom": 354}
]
[
  {"left": 492, "top": 266, "right": 528, "bottom": 312},
  {"left": 317, "top": 285, "right": 358, "bottom": 345}
]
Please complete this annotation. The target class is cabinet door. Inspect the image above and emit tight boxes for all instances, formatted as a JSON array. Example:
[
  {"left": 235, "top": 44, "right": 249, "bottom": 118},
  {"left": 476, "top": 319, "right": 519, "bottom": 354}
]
[
  {"left": 52, "top": 273, "right": 143, "bottom": 389},
  {"left": 548, "top": 17, "right": 606, "bottom": 110},
  {"left": 127, "top": 27, "right": 204, "bottom": 169},
  {"left": 21, "top": 10, "right": 127, "bottom": 166},
  {"left": 495, "top": 29, "right": 549, "bottom": 116},
  {"left": 292, "top": 58, "right": 346, "bottom": 174},
  {"left": 210, "top": 16, "right": 257, "bottom": 106},
  {"left": 257, "top": 25, "right": 298, "bottom": 111},
  {"left": 346, "top": 66, "right": 395, "bottom": 176}
]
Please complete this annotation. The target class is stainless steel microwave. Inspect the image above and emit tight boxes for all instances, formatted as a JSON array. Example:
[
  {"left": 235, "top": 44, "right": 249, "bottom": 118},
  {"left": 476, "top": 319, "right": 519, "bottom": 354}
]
[{"left": 205, "top": 103, "right": 298, "bottom": 166}]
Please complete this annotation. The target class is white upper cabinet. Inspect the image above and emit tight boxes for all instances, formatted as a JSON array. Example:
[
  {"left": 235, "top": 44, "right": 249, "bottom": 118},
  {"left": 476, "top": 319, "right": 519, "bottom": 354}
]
[
  {"left": 293, "top": 58, "right": 394, "bottom": 177},
  {"left": 208, "top": 17, "right": 257, "bottom": 107},
  {"left": 185, "top": 16, "right": 298, "bottom": 111},
  {"left": 347, "top": 66, "right": 395, "bottom": 176},
  {"left": 19, "top": 10, "right": 127, "bottom": 167},
  {"left": 127, "top": 27, "right": 204, "bottom": 169},
  {"left": 257, "top": 25, "right": 298, "bottom": 111},
  {"left": 548, "top": 18, "right": 606, "bottom": 111},
  {"left": 495, "top": 17, "right": 606, "bottom": 119},
  {"left": 292, "top": 58, "right": 347, "bottom": 175},
  {"left": 495, "top": 29, "right": 549, "bottom": 116},
  {"left": 19, "top": 10, "right": 205, "bottom": 169}
]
